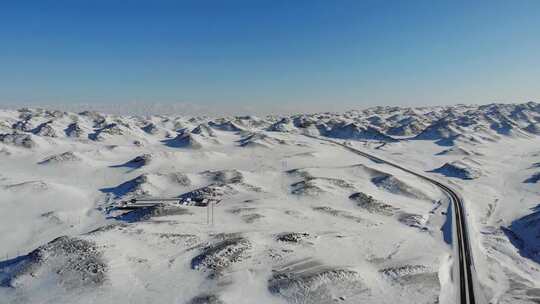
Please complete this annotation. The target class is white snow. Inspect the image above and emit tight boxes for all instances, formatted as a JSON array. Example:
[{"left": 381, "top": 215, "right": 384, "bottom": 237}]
[{"left": 0, "top": 102, "right": 539, "bottom": 303}]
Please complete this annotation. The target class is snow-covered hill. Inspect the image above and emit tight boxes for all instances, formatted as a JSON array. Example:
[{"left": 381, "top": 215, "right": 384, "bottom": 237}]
[{"left": 0, "top": 102, "right": 539, "bottom": 304}]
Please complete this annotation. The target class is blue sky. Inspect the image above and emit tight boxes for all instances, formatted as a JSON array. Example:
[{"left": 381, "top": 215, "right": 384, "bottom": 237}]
[{"left": 1, "top": 0, "right": 539, "bottom": 111}]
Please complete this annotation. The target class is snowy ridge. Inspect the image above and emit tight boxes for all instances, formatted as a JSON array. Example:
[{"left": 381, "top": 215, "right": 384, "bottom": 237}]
[{"left": 0, "top": 102, "right": 539, "bottom": 304}]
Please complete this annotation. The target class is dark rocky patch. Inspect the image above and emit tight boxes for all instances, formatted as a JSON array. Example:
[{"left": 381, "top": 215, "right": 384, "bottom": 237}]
[
  {"left": 291, "top": 180, "right": 324, "bottom": 196},
  {"left": 189, "top": 294, "right": 225, "bottom": 304},
  {"left": 291, "top": 177, "right": 353, "bottom": 196},
  {"left": 179, "top": 183, "right": 235, "bottom": 206},
  {"left": 386, "top": 119, "right": 425, "bottom": 136},
  {"left": 349, "top": 192, "right": 398, "bottom": 216},
  {"left": 39, "top": 151, "right": 81, "bottom": 164},
  {"left": 204, "top": 169, "right": 244, "bottom": 184},
  {"left": 276, "top": 232, "right": 312, "bottom": 244},
  {"left": 269, "top": 267, "right": 366, "bottom": 303},
  {"left": 379, "top": 264, "right": 430, "bottom": 279},
  {"left": 0, "top": 236, "right": 106, "bottom": 289},
  {"left": 0, "top": 132, "right": 36, "bottom": 148},
  {"left": 64, "top": 123, "right": 84, "bottom": 137},
  {"left": 191, "top": 236, "right": 251, "bottom": 278},
  {"left": 33, "top": 122, "right": 57, "bottom": 137},
  {"left": 397, "top": 213, "right": 426, "bottom": 229},
  {"left": 11, "top": 120, "right": 33, "bottom": 132},
  {"left": 89, "top": 123, "right": 124, "bottom": 141},
  {"left": 324, "top": 122, "right": 396, "bottom": 142},
  {"left": 166, "top": 172, "right": 191, "bottom": 186}
]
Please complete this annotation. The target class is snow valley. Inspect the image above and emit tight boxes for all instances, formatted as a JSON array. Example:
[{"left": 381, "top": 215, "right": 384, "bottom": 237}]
[{"left": 0, "top": 102, "right": 539, "bottom": 304}]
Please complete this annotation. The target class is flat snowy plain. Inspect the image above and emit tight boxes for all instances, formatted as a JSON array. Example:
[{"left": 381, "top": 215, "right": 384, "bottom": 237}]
[{"left": 0, "top": 103, "right": 539, "bottom": 304}]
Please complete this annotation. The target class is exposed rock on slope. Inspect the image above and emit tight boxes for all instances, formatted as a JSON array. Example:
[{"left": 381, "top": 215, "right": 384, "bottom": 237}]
[
  {"left": 166, "top": 172, "right": 192, "bottom": 186},
  {"left": 287, "top": 168, "right": 356, "bottom": 196},
  {"left": 291, "top": 177, "right": 354, "bottom": 196},
  {"left": 290, "top": 180, "right": 324, "bottom": 196},
  {"left": 188, "top": 294, "right": 225, "bottom": 304},
  {"left": 79, "top": 111, "right": 106, "bottom": 127},
  {"left": 397, "top": 213, "right": 427, "bottom": 229},
  {"left": 0, "top": 132, "right": 36, "bottom": 148},
  {"left": 179, "top": 184, "right": 236, "bottom": 206},
  {"left": 0, "top": 121, "right": 11, "bottom": 133},
  {"left": 12, "top": 120, "right": 33, "bottom": 132},
  {"left": 233, "top": 115, "right": 269, "bottom": 129},
  {"left": 39, "top": 151, "right": 82, "bottom": 164},
  {"left": 267, "top": 118, "right": 296, "bottom": 133},
  {"left": 349, "top": 192, "right": 397, "bottom": 216},
  {"left": 325, "top": 123, "right": 396, "bottom": 142},
  {"left": 33, "top": 122, "right": 57, "bottom": 137},
  {"left": 202, "top": 169, "right": 263, "bottom": 192},
  {"left": 386, "top": 119, "right": 426, "bottom": 136},
  {"left": 0, "top": 236, "right": 106, "bottom": 288},
  {"left": 204, "top": 169, "right": 244, "bottom": 184},
  {"left": 268, "top": 266, "right": 366, "bottom": 303},
  {"left": 88, "top": 123, "right": 125, "bottom": 141},
  {"left": 276, "top": 232, "right": 313, "bottom": 244},
  {"left": 0, "top": 103, "right": 538, "bottom": 303},
  {"left": 379, "top": 264, "right": 431, "bottom": 279},
  {"left": 64, "top": 123, "right": 84, "bottom": 138},
  {"left": 414, "top": 119, "right": 461, "bottom": 141},
  {"left": 191, "top": 235, "right": 251, "bottom": 278},
  {"left": 238, "top": 132, "right": 286, "bottom": 148}
]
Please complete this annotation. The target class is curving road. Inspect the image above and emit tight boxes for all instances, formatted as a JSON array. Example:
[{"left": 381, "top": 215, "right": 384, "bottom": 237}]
[{"left": 305, "top": 135, "right": 485, "bottom": 304}]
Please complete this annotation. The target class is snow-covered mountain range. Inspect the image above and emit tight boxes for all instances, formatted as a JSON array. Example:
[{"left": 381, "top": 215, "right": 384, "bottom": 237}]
[{"left": 0, "top": 102, "right": 539, "bottom": 304}]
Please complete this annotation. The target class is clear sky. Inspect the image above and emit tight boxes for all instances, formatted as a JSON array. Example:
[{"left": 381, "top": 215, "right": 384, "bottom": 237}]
[{"left": 1, "top": 0, "right": 539, "bottom": 111}]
